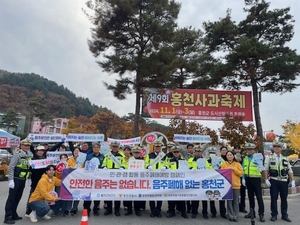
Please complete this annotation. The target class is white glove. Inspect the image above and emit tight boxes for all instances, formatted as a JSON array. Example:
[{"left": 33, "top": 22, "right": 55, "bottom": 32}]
[
  {"left": 103, "top": 167, "right": 107, "bottom": 170},
  {"left": 291, "top": 180, "right": 296, "bottom": 188},
  {"left": 27, "top": 178, "right": 32, "bottom": 186},
  {"left": 148, "top": 166, "right": 153, "bottom": 170},
  {"left": 265, "top": 179, "right": 271, "bottom": 187},
  {"left": 119, "top": 167, "right": 124, "bottom": 170},
  {"left": 9, "top": 180, "right": 15, "bottom": 189},
  {"left": 161, "top": 166, "right": 166, "bottom": 171},
  {"left": 242, "top": 179, "right": 246, "bottom": 187}
]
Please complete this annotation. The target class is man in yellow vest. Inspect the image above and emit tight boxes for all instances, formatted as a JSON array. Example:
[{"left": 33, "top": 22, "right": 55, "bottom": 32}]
[
  {"left": 202, "top": 147, "right": 217, "bottom": 218},
  {"left": 144, "top": 140, "right": 166, "bottom": 218},
  {"left": 102, "top": 141, "right": 125, "bottom": 216},
  {"left": 263, "top": 141, "right": 295, "bottom": 222},
  {"left": 242, "top": 143, "right": 265, "bottom": 222},
  {"left": 166, "top": 146, "right": 188, "bottom": 219},
  {"left": 4, "top": 138, "right": 33, "bottom": 224}
]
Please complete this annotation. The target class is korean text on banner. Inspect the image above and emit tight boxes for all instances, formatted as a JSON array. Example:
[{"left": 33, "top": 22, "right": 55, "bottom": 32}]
[
  {"left": 107, "top": 137, "right": 141, "bottom": 145},
  {"left": 28, "top": 133, "right": 66, "bottom": 142},
  {"left": 173, "top": 134, "right": 211, "bottom": 143},
  {"left": 66, "top": 133, "right": 104, "bottom": 142},
  {"left": 60, "top": 168, "right": 232, "bottom": 201},
  {"left": 142, "top": 88, "right": 253, "bottom": 121}
]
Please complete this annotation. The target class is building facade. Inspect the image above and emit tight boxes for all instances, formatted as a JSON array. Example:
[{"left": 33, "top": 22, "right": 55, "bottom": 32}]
[
  {"left": 31, "top": 117, "right": 68, "bottom": 134},
  {"left": 0, "top": 113, "right": 26, "bottom": 134}
]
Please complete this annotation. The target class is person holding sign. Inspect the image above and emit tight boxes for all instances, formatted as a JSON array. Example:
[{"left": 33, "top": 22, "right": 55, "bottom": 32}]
[
  {"left": 122, "top": 145, "right": 132, "bottom": 211},
  {"left": 67, "top": 147, "right": 81, "bottom": 216},
  {"left": 166, "top": 146, "right": 189, "bottom": 219},
  {"left": 242, "top": 143, "right": 265, "bottom": 222},
  {"left": 202, "top": 147, "right": 218, "bottom": 219},
  {"left": 25, "top": 145, "right": 48, "bottom": 217},
  {"left": 164, "top": 142, "right": 176, "bottom": 163},
  {"left": 102, "top": 141, "right": 125, "bottom": 216},
  {"left": 144, "top": 140, "right": 166, "bottom": 218},
  {"left": 4, "top": 138, "right": 33, "bottom": 225},
  {"left": 221, "top": 151, "right": 244, "bottom": 222},
  {"left": 233, "top": 145, "right": 247, "bottom": 213},
  {"left": 83, "top": 143, "right": 104, "bottom": 216},
  {"left": 188, "top": 145, "right": 208, "bottom": 219},
  {"left": 263, "top": 141, "right": 294, "bottom": 222},
  {"left": 123, "top": 146, "right": 145, "bottom": 216},
  {"left": 28, "top": 165, "right": 61, "bottom": 223}
]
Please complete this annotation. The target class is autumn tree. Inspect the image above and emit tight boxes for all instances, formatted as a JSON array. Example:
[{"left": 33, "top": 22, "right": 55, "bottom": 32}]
[
  {"left": 202, "top": 0, "right": 300, "bottom": 152},
  {"left": 86, "top": 0, "right": 181, "bottom": 136},
  {"left": 166, "top": 117, "right": 219, "bottom": 145},
  {"left": 282, "top": 120, "right": 300, "bottom": 154},
  {"left": 62, "top": 116, "right": 96, "bottom": 134},
  {"left": 90, "top": 111, "right": 126, "bottom": 139},
  {"left": 219, "top": 114, "right": 258, "bottom": 149}
]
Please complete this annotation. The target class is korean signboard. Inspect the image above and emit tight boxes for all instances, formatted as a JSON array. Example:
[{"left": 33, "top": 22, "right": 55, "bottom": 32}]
[
  {"left": 142, "top": 88, "right": 253, "bottom": 121},
  {"left": 60, "top": 168, "right": 232, "bottom": 201}
]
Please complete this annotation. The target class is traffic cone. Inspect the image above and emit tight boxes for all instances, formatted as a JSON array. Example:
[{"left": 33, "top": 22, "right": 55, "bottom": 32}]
[{"left": 80, "top": 209, "right": 88, "bottom": 225}]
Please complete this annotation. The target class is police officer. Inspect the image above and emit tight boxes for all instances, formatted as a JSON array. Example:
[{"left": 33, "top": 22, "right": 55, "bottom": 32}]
[
  {"left": 123, "top": 146, "right": 145, "bottom": 216},
  {"left": 242, "top": 143, "right": 265, "bottom": 222},
  {"left": 204, "top": 147, "right": 218, "bottom": 219},
  {"left": 233, "top": 145, "right": 247, "bottom": 213},
  {"left": 166, "top": 146, "right": 188, "bottom": 219},
  {"left": 102, "top": 141, "right": 125, "bottom": 216},
  {"left": 165, "top": 142, "right": 176, "bottom": 163},
  {"left": 264, "top": 141, "right": 295, "bottom": 222},
  {"left": 4, "top": 138, "right": 33, "bottom": 224},
  {"left": 188, "top": 145, "right": 209, "bottom": 219},
  {"left": 145, "top": 140, "right": 166, "bottom": 218}
]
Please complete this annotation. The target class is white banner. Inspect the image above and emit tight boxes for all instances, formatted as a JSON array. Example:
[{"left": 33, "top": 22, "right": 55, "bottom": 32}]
[
  {"left": 173, "top": 134, "right": 211, "bottom": 143},
  {"left": 29, "top": 158, "right": 67, "bottom": 169},
  {"left": 60, "top": 168, "right": 232, "bottom": 201},
  {"left": 28, "top": 134, "right": 66, "bottom": 143},
  {"left": 47, "top": 151, "right": 73, "bottom": 159},
  {"left": 107, "top": 137, "right": 141, "bottom": 145},
  {"left": 66, "top": 133, "right": 104, "bottom": 142}
]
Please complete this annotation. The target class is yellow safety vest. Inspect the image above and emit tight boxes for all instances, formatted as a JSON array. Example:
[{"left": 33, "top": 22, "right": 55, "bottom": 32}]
[{"left": 243, "top": 156, "right": 261, "bottom": 177}]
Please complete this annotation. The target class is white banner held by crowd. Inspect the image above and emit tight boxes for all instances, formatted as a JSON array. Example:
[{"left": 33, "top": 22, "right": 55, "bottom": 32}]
[
  {"left": 47, "top": 151, "right": 73, "bottom": 159},
  {"left": 107, "top": 137, "right": 141, "bottom": 145},
  {"left": 28, "top": 134, "right": 66, "bottom": 143},
  {"left": 29, "top": 158, "right": 68, "bottom": 169},
  {"left": 66, "top": 133, "right": 104, "bottom": 142},
  {"left": 173, "top": 134, "right": 211, "bottom": 143},
  {"left": 60, "top": 168, "right": 232, "bottom": 201}
]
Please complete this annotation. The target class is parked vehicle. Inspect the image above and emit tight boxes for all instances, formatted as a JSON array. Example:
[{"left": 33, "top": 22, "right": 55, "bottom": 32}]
[{"left": 0, "top": 149, "right": 13, "bottom": 159}]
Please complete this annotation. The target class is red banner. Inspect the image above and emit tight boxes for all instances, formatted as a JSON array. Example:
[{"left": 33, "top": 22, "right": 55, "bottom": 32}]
[{"left": 142, "top": 88, "right": 253, "bottom": 121}]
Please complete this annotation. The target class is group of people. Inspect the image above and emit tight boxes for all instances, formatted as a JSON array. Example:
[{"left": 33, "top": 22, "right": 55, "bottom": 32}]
[{"left": 3, "top": 137, "right": 296, "bottom": 224}]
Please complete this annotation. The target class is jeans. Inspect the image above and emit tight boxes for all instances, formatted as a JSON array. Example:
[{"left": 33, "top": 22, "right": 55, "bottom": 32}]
[{"left": 28, "top": 201, "right": 50, "bottom": 218}]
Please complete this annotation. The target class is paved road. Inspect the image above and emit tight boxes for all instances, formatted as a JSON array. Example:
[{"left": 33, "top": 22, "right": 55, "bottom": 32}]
[{"left": 0, "top": 179, "right": 299, "bottom": 225}]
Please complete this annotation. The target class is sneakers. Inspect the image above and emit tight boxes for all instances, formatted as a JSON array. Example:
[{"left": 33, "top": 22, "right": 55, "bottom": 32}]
[
  {"left": 42, "top": 215, "right": 51, "bottom": 220},
  {"left": 46, "top": 210, "right": 55, "bottom": 217},
  {"left": 29, "top": 211, "right": 38, "bottom": 223},
  {"left": 24, "top": 214, "right": 30, "bottom": 218}
]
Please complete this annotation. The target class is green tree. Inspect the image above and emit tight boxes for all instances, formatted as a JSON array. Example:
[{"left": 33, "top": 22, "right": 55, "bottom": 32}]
[
  {"left": 86, "top": 0, "right": 181, "bottom": 136},
  {"left": 169, "top": 27, "right": 212, "bottom": 89},
  {"left": 0, "top": 108, "right": 19, "bottom": 132},
  {"left": 201, "top": 0, "right": 300, "bottom": 152}
]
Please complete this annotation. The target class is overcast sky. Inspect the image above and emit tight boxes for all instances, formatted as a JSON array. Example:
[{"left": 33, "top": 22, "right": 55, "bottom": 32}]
[{"left": 0, "top": 0, "right": 299, "bottom": 136}]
